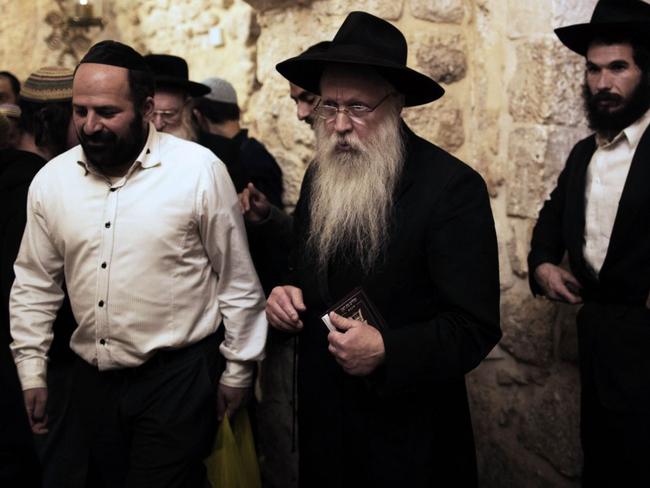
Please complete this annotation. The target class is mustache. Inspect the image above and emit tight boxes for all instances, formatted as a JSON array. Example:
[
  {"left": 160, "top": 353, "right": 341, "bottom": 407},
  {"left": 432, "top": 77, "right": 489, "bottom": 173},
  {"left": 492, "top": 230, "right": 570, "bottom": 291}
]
[
  {"left": 591, "top": 91, "right": 623, "bottom": 104},
  {"left": 78, "top": 129, "right": 117, "bottom": 145}
]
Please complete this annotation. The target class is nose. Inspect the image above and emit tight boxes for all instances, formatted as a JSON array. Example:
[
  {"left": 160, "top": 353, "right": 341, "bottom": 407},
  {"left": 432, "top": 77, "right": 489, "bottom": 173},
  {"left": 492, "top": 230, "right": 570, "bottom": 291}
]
[
  {"left": 83, "top": 112, "right": 103, "bottom": 135},
  {"left": 297, "top": 102, "right": 311, "bottom": 121},
  {"left": 333, "top": 110, "right": 353, "bottom": 134},
  {"left": 152, "top": 113, "right": 165, "bottom": 131},
  {"left": 596, "top": 70, "right": 613, "bottom": 91}
]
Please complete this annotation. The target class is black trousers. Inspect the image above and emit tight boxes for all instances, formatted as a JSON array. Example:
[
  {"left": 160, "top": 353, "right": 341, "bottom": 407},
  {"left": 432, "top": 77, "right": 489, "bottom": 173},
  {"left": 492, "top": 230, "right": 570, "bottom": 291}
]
[
  {"left": 34, "top": 361, "right": 88, "bottom": 488},
  {"left": 72, "top": 334, "right": 220, "bottom": 488},
  {"left": 578, "top": 304, "right": 650, "bottom": 487}
]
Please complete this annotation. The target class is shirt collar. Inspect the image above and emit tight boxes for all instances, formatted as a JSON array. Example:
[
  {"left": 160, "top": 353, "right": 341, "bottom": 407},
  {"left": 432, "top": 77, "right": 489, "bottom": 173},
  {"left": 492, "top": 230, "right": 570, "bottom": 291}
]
[
  {"left": 76, "top": 121, "right": 161, "bottom": 174},
  {"left": 595, "top": 107, "right": 650, "bottom": 149}
]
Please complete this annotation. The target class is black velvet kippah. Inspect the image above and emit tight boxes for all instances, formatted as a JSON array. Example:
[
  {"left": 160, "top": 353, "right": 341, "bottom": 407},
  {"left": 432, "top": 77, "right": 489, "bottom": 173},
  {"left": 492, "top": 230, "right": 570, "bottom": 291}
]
[{"left": 79, "top": 40, "right": 149, "bottom": 71}]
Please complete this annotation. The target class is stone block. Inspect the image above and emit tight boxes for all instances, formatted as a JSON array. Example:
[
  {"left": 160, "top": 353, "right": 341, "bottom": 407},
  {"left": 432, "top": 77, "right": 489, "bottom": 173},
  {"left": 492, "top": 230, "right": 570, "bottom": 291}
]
[
  {"left": 520, "top": 369, "right": 582, "bottom": 478},
  {"left": 507, "top": 218, "right": 535, "bottom": 278},
  {"left": 500, "top": 292, "right": 556, "bottom": 367},
  {"left": 556, "top": 302, "right": 580, "bottom": 365},
  {"left": 411, "top": 33, "right": 467, "bottom": 84},
  {"left": 508, "top": 38, "right": 585, "bottom": 127},
  {"left": 244, "top": 0, "right": 314, "bottom": 12},
  {"left": 402, "top": 95, "right": 464, "bottom": 153},
  {"left": 506, "top": 126, "right": 548, "bottom": 219},
  {"left": 410, "top": 0, "right": 464, "bottom": 24},
  {"left": 552, "top": 0, "right": 597, "bottom": 28},
  {"left": 507, "top": 0, "right": 552, "bottom": 39},
  {"left": 312, "top": 0, "right": 404, "bottom": 19}
]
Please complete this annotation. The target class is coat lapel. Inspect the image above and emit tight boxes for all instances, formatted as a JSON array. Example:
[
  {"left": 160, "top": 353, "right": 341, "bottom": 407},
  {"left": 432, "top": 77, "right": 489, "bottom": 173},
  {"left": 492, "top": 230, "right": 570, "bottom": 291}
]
[{"left": 566, "top": 136, "right": 596, "bottom": 273}]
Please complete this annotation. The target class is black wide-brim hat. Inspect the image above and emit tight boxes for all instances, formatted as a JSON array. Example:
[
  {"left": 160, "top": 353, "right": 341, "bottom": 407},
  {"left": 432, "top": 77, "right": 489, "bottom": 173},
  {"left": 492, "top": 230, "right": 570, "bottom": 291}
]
[
  {"left": 276, "top": 11, "right": 444, "bottom": 107},
  {"left": 555, "top": 0, "right": 650, "bottom": 56},
  {"left": 144, "top": 54, "right": 210, "bottom": 97}
]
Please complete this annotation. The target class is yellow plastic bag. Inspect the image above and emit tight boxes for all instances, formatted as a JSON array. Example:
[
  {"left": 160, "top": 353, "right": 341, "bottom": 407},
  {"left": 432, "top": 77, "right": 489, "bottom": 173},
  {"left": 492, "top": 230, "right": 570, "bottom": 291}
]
[{"left": 204, "top": 411, "right": 262, "bottom": 488}]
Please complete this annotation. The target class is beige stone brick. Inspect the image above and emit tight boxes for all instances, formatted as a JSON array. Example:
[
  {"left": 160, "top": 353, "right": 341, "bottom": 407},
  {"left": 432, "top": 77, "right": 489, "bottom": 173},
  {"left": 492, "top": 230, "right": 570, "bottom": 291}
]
[{"left": 410, "top": 0, "right": 465, "bottom": 24}]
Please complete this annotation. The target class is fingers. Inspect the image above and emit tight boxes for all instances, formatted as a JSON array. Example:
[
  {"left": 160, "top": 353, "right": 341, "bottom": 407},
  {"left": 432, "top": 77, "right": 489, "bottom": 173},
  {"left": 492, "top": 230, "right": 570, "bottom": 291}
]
[
  {"left": 287, "top": 287, "right": 306, "bottom": 312},
  {"left": 239, "top": 188, "right": 251, "bottom": 213},
  {"left": 553, "top": 281, "right": 582, "bottom": 304},
  {"left": 328, "top": 312, "right": 358, "bottom": 331},
  {"left": 216, "top": 387, "right": 227, "bottom": 421},
  {"left": 217, "top": 384, "right": 250, "bottom": 421},
  {"left": 266, "top": 286, "right": 304, "bottom": 332},
  {"left": 24, "top": 388, "right": 48, "bottom": 434}
]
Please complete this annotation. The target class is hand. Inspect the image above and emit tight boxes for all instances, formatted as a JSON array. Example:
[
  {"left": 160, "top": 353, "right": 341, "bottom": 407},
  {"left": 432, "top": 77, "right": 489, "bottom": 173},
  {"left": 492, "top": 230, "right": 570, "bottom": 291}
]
[
  {"left": 239, "top": 183, "right": 271, "bottom": 223},
  {"left": 534, "top": 262, "right": 583, "bottom": 304},
  {"left": 266, "top": 285, "right": 306, "bottom": 332},
  {"left": 23, "top": 387, "right": 48, "bottom": 434},
  {"left": 327, "top": 312, "right": 385, "bottom": 376},
  {"left": 216, "top": 383, "right": 251, "bottom": 421}
]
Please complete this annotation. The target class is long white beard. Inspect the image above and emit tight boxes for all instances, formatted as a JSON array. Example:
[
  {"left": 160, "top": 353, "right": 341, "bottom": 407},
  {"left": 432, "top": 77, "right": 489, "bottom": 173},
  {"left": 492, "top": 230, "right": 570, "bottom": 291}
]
[
  {"left": 164, "top": 107, "right": 198, "bottom": 142},
  {"left": 308, "top": 110, "right": 405, "bottom": 274}
]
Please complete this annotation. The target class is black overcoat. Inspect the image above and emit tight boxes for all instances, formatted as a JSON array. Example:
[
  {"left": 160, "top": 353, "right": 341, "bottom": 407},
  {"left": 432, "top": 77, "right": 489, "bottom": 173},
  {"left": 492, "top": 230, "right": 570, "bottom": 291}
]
[
  {"left": 290, "top": 123, "right": 501, "bottom": 488},
  {"left": 528, "top": 128, "right": 650, "bottom": 412}
]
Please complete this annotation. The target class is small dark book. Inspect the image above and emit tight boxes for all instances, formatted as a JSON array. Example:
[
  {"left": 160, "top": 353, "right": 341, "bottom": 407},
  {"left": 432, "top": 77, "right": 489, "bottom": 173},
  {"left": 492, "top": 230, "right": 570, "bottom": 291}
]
[{"left": 321, "top": 287, "right": 387, "bottom": 332}]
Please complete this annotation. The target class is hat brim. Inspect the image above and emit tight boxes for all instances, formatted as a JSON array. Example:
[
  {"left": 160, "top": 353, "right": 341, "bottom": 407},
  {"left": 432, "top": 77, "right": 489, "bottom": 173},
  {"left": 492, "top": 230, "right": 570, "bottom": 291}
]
[
  {"left": 154, "top": 75, "right": 210, "bottom": 97},
  {"left": 276, "top": 49, "right": 444, "bottom": 107},
  {"left": 555, "top": 21, "right": 650, "bottom": 56}
]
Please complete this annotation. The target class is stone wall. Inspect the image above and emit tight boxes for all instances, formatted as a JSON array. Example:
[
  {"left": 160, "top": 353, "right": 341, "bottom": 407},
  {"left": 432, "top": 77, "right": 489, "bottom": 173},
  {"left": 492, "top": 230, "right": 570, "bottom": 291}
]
[{"left": 0, "top": 0, "right": 604, "bottom": 485}]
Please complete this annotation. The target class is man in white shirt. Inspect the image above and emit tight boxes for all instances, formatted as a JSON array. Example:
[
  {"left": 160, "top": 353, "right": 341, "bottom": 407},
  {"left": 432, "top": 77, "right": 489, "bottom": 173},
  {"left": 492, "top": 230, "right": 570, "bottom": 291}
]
[
  {"left": 529, "top": 1, "right": 650, "bottom": 485},
  {"left": 9, "top": 40, "right": 267, "bottom": 488}
]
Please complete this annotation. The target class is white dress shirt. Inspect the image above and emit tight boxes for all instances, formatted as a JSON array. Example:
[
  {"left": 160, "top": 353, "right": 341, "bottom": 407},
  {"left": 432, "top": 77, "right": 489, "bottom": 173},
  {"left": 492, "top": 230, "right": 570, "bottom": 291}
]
[
  {"left": 584, "top": 109, "right": 650, "bottom": 275},
  {"left": 10, "top": 124, "right": 267, "bottom": 390}
]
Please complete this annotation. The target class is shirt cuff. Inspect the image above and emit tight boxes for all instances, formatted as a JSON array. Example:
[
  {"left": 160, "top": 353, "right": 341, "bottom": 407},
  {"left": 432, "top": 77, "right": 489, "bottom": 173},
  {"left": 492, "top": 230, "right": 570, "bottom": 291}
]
[
  {"left": 15, "top": 357, "right": 47, "bottom": 390},
  {"left": 219, "top": 360, "right": 254, "bottom": 388}
]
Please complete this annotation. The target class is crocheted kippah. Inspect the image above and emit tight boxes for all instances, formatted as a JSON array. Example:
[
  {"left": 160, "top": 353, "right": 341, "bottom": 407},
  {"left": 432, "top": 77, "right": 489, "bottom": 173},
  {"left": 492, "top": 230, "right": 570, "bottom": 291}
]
[
  {"left": 0, "top": 103, "right": 21, "bottom": 118},
  {"left": 80, "top": 40, "right": 149, "bottom": 72},
  {"left": 202, "top": 77, "right": 238, "bottom": 105},
  {"left": 20, "top": 67, "right": 73, "bottom": 103}
]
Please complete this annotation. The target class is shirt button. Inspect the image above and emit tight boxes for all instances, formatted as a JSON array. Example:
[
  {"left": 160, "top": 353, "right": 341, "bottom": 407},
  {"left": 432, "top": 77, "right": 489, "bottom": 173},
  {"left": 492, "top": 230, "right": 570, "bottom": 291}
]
[
  {"left": 105, "top": 222, "right": 111, "bottom": 228},
  {"left": 99, "top": 338, "right": 106, "bottom": 345},
  {"left": 101, "top": 262, "right": 107, "bottom": 269},
  {"left": 98, "top": 300, "right": 104, "bottom": 307}
]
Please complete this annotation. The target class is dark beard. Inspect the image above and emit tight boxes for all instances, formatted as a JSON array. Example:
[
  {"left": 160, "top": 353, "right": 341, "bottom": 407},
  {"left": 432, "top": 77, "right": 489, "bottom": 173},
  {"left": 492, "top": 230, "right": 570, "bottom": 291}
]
[
  {"left": 78, "top": 113, "right": 147, "bottom": 172},
  {"left": 583, "top": 74, "right": 650, "bottom": 137}
]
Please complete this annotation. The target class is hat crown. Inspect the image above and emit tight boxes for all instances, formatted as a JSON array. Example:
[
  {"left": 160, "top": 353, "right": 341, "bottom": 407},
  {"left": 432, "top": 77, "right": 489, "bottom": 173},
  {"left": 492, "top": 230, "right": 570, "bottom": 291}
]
[
  {"left": 591, "top": 0, "right": 650, "bottom": 23},
  {"left": 331, "top": 11, "right": 407, "bottom": 66},
  {"left": 145, "top": 54, "right": 190, "bottom": 81}
]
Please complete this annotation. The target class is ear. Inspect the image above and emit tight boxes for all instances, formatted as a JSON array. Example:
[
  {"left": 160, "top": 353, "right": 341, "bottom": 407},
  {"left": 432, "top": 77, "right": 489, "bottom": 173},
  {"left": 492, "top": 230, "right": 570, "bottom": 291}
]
[{"left": 141, "top": 96, "right": 155, "bottom": 121}]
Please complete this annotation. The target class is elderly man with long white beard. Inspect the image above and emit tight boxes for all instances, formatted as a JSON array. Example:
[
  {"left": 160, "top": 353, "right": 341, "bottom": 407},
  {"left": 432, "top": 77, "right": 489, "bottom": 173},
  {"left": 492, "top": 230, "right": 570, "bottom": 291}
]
[{"left": 267, "top": 11, "right": 501, "bottom": 488}]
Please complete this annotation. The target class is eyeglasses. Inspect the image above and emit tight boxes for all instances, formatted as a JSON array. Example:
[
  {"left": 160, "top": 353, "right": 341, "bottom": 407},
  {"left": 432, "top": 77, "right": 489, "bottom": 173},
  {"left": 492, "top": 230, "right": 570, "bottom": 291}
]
[
  {"left": 315, "top": 92, "right": 396, "bottom": 122},
  {"left": 152, "top": 109, "right": 181, "bottom": 122}
]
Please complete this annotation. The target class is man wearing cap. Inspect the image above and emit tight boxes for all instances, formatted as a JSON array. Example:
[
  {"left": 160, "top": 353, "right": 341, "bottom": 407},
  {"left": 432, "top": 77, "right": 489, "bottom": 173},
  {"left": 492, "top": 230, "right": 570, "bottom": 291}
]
[
  {"left": 0, "top": 70, "right": 20, "bottom": 105},
  {"left": 144, "top": 53, "right": 247, "bottom": 191},
  {"left": 10, "top": 41, "right": 267, "bottom": 488},
  {"left": 194, "top": 77, "right": 284, "bottom": 209},
  {"left": 267, "top": 11, "right": 500, "bottom": 487},
  {"left": 529, "top": 0, "right": 650, "bottom": 484},
  {"left": 1, "top": 66, "right": 80, "bottom": 488}
]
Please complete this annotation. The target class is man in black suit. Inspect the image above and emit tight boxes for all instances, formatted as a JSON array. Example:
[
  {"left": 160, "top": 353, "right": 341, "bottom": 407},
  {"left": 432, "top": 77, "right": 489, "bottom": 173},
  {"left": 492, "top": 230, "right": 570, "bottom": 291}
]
[
  {"left": 267, "top": 12, "right": 500, "bottom": 487},
  {"left": 529, "top": 1, "right": 650, "bottom": 485}
]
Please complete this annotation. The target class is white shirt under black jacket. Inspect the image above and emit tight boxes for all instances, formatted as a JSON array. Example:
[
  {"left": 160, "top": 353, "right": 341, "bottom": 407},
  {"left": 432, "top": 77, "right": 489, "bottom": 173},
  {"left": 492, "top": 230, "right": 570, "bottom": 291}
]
[
  {"left": 10, "top": 123, "right": 267, "bottom": 391},
  {"left": 584, "top": 108, "right": 650, "bottom": 275}
]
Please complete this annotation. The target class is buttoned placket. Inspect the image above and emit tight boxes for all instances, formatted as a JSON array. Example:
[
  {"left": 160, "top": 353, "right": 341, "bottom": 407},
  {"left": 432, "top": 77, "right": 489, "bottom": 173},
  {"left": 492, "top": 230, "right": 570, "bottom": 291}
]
[{"left": 93, "top": 166, "right": 137, "bottom": 368}]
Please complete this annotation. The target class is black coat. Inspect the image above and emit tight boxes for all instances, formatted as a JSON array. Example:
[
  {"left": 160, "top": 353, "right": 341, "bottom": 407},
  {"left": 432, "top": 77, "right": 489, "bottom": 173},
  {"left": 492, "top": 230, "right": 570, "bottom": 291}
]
[
  {"left": 290, "top": 124, "right": 501, "bottom": 488},
  {"left": 233, "top": 129, "right": 284, "bottom": 209},
  {"left": 528, "top": 128, "right": 650, "bottom": 412}
]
